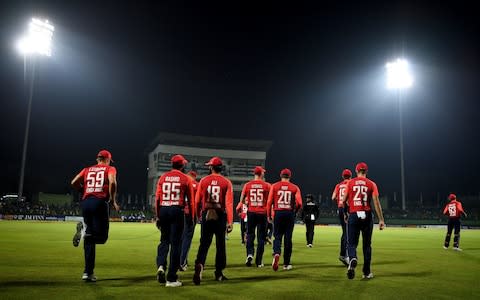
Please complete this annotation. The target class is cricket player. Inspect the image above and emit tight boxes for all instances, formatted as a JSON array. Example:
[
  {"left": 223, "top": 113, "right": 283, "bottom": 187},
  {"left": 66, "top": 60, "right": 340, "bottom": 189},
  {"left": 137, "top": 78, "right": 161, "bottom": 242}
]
[
  {"left": 340, "top": 162, "right": 385, "bottom": 280},
  {"left": 331, "top": 169, "right": 352, "bottom": 265},
  {"left": 236, "top": 201, "right": 248, "bottom": 244},
  {"left": 155, "top": 154, "right": 195, "bottom": 287},
  {"left": 266, "top": 168, "right": 302, "bottom": 271},
  {"left": 240, "top": 166, "right": 271, "bottom": 267},
  {"left": 71, "top": 149, "right": 120, "bottom": 282},
  {"left": 443, "top": 194, "right": 467, "bottom": 251},
  {"left": 193, "top": 157, "right": 234, "bottom": 285},
  {"left": 180, "top": 171, "right": 199, "bottom": 271}
]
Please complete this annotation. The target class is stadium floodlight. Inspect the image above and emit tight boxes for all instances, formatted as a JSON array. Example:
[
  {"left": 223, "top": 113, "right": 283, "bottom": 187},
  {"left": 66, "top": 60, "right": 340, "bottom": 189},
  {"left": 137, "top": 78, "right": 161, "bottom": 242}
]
[
  {"left": 386, "top": 58, "right": 413, "bottom": 90},
  {"left": 16, "top": 18, "right": 54, "bottom": 57},
  {"left": 386, "top": 57, "right": 413, "bottom": 212},
  {"left": 16, "top": 17, "right": 54, "bottom": 203}
]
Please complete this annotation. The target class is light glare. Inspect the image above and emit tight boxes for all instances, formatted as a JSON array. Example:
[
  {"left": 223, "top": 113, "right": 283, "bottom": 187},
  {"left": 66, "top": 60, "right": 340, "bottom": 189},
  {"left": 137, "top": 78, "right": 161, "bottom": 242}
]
[
  {"left": 16, "top": 18, "right": 54, "bottom": 57},
  {"left": 386, "top": 58, "right": 413, "bottom": 89}
]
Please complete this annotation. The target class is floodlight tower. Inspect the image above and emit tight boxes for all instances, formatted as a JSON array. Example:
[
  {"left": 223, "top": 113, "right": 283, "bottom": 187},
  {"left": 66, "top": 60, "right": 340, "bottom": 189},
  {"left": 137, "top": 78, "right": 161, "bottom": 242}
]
[
  {"left": 16, "top": 18, "right": 54, "bottom": 201},
  {"left": 386, "top": 58, "right": 413, "bottom": 211}
]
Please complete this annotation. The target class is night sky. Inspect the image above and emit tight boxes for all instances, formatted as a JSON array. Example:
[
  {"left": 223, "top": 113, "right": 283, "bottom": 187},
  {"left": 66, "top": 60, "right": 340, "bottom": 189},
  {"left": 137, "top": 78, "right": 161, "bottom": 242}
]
[{"left": 0, "top": 1, "right": 479, "bottom": 205}]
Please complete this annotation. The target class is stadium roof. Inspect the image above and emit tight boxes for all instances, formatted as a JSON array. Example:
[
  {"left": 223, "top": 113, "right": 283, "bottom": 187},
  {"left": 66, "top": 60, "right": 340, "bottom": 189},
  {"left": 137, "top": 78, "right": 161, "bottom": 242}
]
[{"left": 146, "top": 132, "right": 273, "bottom": 153}]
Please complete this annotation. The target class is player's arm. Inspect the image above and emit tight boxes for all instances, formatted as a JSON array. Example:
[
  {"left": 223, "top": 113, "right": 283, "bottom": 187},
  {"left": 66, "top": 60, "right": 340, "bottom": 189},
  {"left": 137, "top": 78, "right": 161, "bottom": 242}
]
[
  {"left": 195, "top": 179, "right": 203, "bottom": 221},
  {"left": 240, "top": 184, "right": 247, "bottom": 204},
  {"left": 266, "top": 185, "right": 274, "bottom": 222},
  {"left": 187, "top": 179, "right": 196, "bottom": 221},
  {"left": 371, "top": 182, "right": 385, "bottom": 230},
  {"left": 295, "top": 186, "right": 303, "bottom": 213},
  {"left": 331, "top": 184, "right": 339, "bottom": 202},
  {"left": 459, "top": 203, "right": 467, "bottom": 218},
  {"left": 442, "top": 204, "right": 449, "bottom": 216},
  {"left": 71, "top": 169, "right": 85, "bottom": 191},
  {"left": 108, "top": 168, "right": 120, "bottom": 211},
  {"left": 226, "top": 180, "right": 234, "bottom": 232}
]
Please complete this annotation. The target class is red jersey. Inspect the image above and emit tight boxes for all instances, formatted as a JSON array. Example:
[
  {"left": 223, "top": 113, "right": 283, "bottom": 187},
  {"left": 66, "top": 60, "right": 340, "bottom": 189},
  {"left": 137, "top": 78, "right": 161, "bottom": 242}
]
[
  {"left": 266, "top": 181, "right": 302, "bottom": 218},
  {"left": 236, "top": 201, "right": 248, "bottom": 220},
  {"left": 241, "top": 180, "right": 271, "bottom": 214},
  {"left": 443, "top": 200, "right": 465, "bottom": 218},
  {"left": 184, "top": 179, "right": 198, "bottom": 215},
  {"left": 345, "top": 177, "right": 379, "bottom": 213},
  {"left": 333, "top": 179, "right": 350, "bottom": 208},
  {"left": 195, "top": 174, "right": 234, "bottom": 224},
  {"left": 155, "top": 169, "right": 195, "bottom": 215},
  {"left": 77, "top": 164, "right": 117, "bottom": 200}
]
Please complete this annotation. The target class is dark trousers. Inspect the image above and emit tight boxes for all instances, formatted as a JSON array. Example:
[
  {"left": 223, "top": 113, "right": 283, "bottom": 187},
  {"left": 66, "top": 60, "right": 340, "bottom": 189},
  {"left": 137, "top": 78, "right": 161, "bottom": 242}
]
[
  {"left": 338, "top": 207, "right": 347, "bottom": 257},
  {"left": 246, "top": 212, "right": 267, "bottom": 265},
  {"left": 195, "top": 211, "right": 227, "bottom": 272},
  {"left": 180, "top": 215, "right": 196, "bottom": 266},
  {"left": 444, "top": 218, "right": 461, "bottom": 248},
  {"left": 304, "top": 219, "right": 315, "bottom": 245},
  {"left": 240, "top": 218, "right": 247, "bottom": 243},
  {"left": 81, "top": 197, "right": 109, "bottom": 275},
  {"left": 346, "top": 211, "right": 373, "bottom": 275},
  {"left": 156, "top": 206, "right": 185, "bottom": 282},
  {"left": 273, "top": 210, "right": 295, "bottom": 265}
]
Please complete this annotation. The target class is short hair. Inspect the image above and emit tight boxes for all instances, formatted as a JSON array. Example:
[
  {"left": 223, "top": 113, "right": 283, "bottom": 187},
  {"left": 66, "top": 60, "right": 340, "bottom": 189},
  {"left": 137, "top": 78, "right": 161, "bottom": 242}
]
[
  {"left": 96, "top": 157, "right": 107, "bottom": 163},
  {"left": 172, "top": 162, "right": 185, "bottom": 170},
  {"left": 281, "top": 174, "right": 290, "bottom": 179},
  {"left": 357, "top": 169, "right": 367, "bottom": 175},
  {"left": 212, "top": 165, "right": 223, "bottom": 173}
]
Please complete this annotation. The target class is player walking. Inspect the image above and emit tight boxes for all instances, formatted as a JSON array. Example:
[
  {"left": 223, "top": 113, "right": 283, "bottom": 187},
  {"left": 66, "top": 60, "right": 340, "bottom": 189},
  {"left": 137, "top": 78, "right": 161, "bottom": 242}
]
[
  {"left": 155, "top": 155, "right": 195, "bottom": 287},
  {"left": 331, "top": 169, "right": 352, "bottom": 265},
  {"left": 340, "top": 162, "right": 385, "bottom": 280},
  {"left": 180, "top": 171, "right": 199, "bottom": 271},
  {"left": 266, "top": 168, "right": 302, "bottom": 271},
  {"left": 235, "top": 201, "right": 248, "bottom": 244},
  {"left": 193, "top": 157, "right": 234, "bottom": 285},
  {"left": 301, "top": 194, "right": 319, "bottom": 248},
  {"left": 443, "top": 194, "right": 467, "bottom": 251},
  {"left": 71, "top": 150, "right": 120, "bottom": 282},
  {"left": 240, "top": 166, "right": 271, "bottom": 267}
]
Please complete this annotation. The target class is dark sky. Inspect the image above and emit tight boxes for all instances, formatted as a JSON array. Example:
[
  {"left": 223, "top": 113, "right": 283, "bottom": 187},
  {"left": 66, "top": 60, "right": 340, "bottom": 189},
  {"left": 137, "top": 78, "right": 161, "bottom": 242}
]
[{"left": 0, "top": 1, "right": 479, "bottom": 205}]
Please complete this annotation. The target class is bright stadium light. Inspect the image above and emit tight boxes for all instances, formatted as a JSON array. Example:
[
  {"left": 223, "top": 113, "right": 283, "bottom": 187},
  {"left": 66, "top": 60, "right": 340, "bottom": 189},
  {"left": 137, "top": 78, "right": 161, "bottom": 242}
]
[
  {"left": 385, "top": 57, "right": 413, "bottom": 212},
  {"left": 17, "top": 18, "right": 54, "bottom": 57},
  {"left": 386, "top": 58, "right": 413, "bottom": 89},
  {"left": 16, "top": 17, "right": 54, "bottom": 203}
]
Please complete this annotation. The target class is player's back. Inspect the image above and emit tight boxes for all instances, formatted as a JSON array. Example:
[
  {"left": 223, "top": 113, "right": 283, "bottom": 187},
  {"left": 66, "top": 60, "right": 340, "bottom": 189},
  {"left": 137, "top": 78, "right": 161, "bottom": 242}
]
[
  {"left": 270, "top": 181, "right": 300, "bottom": 211},
  {"left": 157, "top": 169, "right": 190, "bottom": 206},
  {"left": 444, "top": 200, "right": 464, "bottom": 218},
  {"left": 244, "top": 180, "right": 271, "bottom": 213},
  {"left": 82, "top": 164, "right": 116, "bottom": 199},
  {"left": 335, "top": 179, "right": 350, "bottom": 208},
  {"left": 199, "top": 174, "right": 232, "bottom": 210},
  {"left": 346, "top": 177, "right": 377, "bottom": 213}
]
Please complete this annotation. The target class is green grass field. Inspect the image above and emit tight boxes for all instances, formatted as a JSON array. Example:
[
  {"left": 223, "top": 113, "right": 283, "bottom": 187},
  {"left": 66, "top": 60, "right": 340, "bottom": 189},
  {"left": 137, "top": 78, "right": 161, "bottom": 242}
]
[{"left": 0, "top": 221, "right": 479, "bottom": 299}]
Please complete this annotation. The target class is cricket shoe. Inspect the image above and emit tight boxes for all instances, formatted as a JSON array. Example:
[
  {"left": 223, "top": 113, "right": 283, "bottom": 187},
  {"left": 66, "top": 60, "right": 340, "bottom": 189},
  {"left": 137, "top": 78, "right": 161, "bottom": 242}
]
[
  {"left": 453, "top": 247, "right": 463, "bottom": 251},
  {"left": 339, "top": 256, "right": 349, "bottom": 266},
  {"left": 307, "top": 244, "right": 313, "bottom": 248},
  {"left": 347, "top": 258, "right": 357, "bottom": 280},
  {"left": 283, "top": 265, "right": 293, "bottom": 271},
  {"left": 157, "top": 266, "right": 166, "bottom": 283},
  {"left": 193, "top": 263, "right": 203, "bottom": 285},
  {"left": 266, "top": 237, "right": 272, "bottom": 245},
  {"left": 362, "top": 273, "right": 374, "bottom": 279},
  {"left": 166, "top": 280, "right": 183, "bottom": 287},
  {"left": 72, "top": 222, "right": 84, "bottom": 247},
  {"left": 443, "top": 246, "right": 448, "bottom": 250},
  {"left": 81, "top": 273, "right": 89, "bottom": 280},
  {"left": 179, "top": 263, "right": 188, "bottom": 271},
  {"left": 84, "top": 274, "right": 97, "bottom": 282},
  {"left": 245, "top": 255, "right": 253, "bottom": 267},
  {"left": 257, "top": 262, "right": 264, "bottom": 268},
  {"left": 272, "top": 254, "right": 280, "bottom": 272},
  {"left": 214, "top": 271, "right": 228, "bottom": 282}
]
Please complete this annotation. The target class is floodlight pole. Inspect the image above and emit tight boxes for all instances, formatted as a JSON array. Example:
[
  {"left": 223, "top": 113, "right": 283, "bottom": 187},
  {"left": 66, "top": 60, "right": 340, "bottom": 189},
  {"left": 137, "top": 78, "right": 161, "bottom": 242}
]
[
  {"left": 18, "top": 57, "right": 36, "bottom": 201},
  {"left": 398, "top": 89, "right": 406, "bottom": 211}
]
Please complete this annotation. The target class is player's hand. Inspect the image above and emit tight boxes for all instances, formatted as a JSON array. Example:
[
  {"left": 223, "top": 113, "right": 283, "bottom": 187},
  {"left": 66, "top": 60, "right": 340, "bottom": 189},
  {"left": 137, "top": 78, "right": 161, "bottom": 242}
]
[
  {"left": 226, "top": 223, "right": 233, "bottom": 233},
  {"left": 156, "top": 218, "right": 161, "bottom": 230},
  {"left": 379, "top": 220, "right": 386, "bottom": 230},
  {"left": 267, "top": 217, "right": 272, "bottom": 224},
  {"left": 112, "top": 201, "right": 120, "bottom": 212}
]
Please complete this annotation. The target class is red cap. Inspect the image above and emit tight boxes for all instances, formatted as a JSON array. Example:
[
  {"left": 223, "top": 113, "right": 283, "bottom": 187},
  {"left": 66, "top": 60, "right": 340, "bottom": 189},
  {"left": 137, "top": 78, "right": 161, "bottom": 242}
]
[
  {"left": 355, "top": 162, "right": 368, "bottom": 172},
  {"left": 342, "top": 169, "right": 352, "bottom": 178},
  {"left": 97, "top": 150, "right": 114, "bottom": 162},
  {"left": 171, "top": 154, "right": 188, "bottom": 165},
  {"left": 188, "top": 171, "right": 197, "bottom": 178},
  {"left": 205, "top": 156, "right": 223, "bottom": 166},
  {"left": 448, "top": 194, "right": 456, "bottom": 200},
  {"left": 280, "top": 168, "right": 292, "bottom": 177},
  {"left": 253, "top": 166, "right": 266, "bottom": 175}
]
